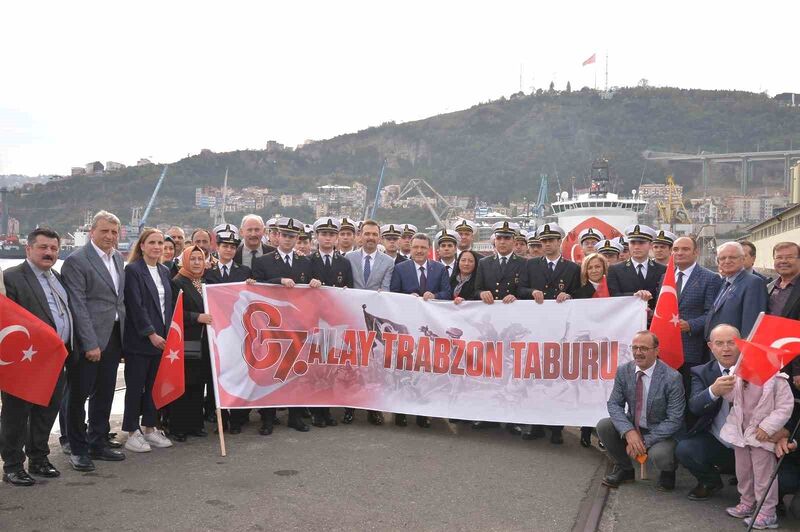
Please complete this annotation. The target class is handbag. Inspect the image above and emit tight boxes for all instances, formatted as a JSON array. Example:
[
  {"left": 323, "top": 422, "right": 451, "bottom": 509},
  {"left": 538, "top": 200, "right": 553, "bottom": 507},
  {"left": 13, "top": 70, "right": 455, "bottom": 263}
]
[{"left": 184, "top": 340, "right": 203, "bottom": 360}]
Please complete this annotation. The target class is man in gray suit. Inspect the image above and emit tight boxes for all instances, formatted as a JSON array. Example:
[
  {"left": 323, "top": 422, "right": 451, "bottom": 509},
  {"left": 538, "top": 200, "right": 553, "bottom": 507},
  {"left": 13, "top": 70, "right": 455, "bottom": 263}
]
[
  {"left": 343, "top": 220, "right": 394, "bottom": 425},
  {"left": 597, "top": 331, "right": 685, "bottom": 491},
  {"left": 61, "top": 210, "right": 127, "bottom": 472}
]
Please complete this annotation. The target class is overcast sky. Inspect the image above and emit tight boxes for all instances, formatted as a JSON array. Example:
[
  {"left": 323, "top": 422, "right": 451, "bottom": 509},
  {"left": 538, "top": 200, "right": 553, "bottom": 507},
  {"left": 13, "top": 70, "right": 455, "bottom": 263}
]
[{"left": 1, "top": 1, "right": 795, "bottom": 176}]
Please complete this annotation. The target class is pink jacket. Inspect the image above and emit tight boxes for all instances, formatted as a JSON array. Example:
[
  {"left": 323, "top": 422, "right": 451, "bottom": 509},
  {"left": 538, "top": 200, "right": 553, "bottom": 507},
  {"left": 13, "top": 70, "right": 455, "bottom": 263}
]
[{"left": 720, "top": 373, "right": 793, "bottom": 452}]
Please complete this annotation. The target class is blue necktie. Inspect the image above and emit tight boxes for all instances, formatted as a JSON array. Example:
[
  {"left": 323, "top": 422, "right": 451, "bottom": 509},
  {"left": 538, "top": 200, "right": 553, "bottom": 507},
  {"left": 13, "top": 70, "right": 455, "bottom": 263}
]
[{"left": 364, "top": 255, "right": 371, "bottom": 283}]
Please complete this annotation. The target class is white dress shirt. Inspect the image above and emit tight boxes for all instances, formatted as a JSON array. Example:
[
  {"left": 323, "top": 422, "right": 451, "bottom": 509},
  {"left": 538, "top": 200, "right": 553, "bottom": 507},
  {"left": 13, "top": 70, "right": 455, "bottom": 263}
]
[
  {"left": 278, "top": 250, "right": 293, "bottom": 268},
  {"left": 441, "top": 259, "right": 455, "bottom": 278},
  {"left": 707, "top": 363, "right": 734, "bottom": 448},
  {"left": 632, "top": 258, "right": 648, "bottom": 279},
  {"left": 415, "top": 260, "right": 429, "bottom": 284},
  {"left": 146, "top": 264, "right": 166, "bottom": 322},
  {"left": 362, "top": 250, "right": 377, "bottom": 271},
  {"left": 635, "top": 361, "right": 657, "bottom": 429},
  {"left": 675, "top": 262, "right": 696, "bottom": 295},
  {"left": 91, "top": 240, "right": 120, "bottom": 294}
]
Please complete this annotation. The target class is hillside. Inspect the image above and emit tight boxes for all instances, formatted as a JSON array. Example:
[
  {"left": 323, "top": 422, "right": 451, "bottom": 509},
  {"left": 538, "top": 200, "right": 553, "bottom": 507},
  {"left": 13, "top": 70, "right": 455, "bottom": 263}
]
[{"left": 7, "top": 86, "right": 800, "bottom": 233}]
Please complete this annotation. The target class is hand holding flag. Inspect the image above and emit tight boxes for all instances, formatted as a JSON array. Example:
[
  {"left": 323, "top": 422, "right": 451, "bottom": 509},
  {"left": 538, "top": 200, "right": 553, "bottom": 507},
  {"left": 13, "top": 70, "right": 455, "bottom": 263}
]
[
  {"left": 733, "top": 313, "right": 800, "bottom": 386},
  {"left": 153, "top": 290, "right": 185, "bottom": 409}
]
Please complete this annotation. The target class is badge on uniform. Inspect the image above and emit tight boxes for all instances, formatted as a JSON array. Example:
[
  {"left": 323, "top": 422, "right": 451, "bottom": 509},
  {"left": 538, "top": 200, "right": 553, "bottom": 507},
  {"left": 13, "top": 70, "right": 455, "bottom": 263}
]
[
  {"left": 337, "top": 273, "right": 343, "bottom": 285},
  {"left": 300, "top": 272, "right": 306, "bottom": 283},
  {"left": 558, "top": 281, "right": 565, "bottom": 291}
]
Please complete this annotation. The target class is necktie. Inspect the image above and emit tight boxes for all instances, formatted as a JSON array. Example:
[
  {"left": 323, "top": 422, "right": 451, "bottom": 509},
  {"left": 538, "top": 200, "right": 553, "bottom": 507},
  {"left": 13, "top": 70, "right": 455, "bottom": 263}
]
[
  {"left": 714, "top": 280, "right": 732, "bottom": 309},
  {"left": 222, "top": 265, "right": 229, "bottom": 281},
  {"left": 721, "top": 368, "right": 733, "bottom": 414},
  {"left": 676, "top": 271, "right": 684, "bottom": 295},
  {"left": 634, "top": 370, "right": 645, "bottom": 430},
  {"left": 325, "top": 255, "right": 331, "bottom": 268},
  {"left": 446, "top": 265, "right": 451, "bottom": 277},
  {"left": 251, "top": 250, "right": 257, "bottom": 263},
  {"left": 364, "top": 255, "right": 372, "bottom": 282},
  {"left": 500, "top": 256, "right": 507, "bottom": 272},
  {"left": 44, "top": 270, "right": 67, "bottom": 317},
  {"left": 637, "top": 264, "right": 645, "bottom": 282},
  {"left": 284, "top": 254, "right": 291, "bottom": 267},
  {"left": 419, "top": 266, "right": 427, "bottom": 293},
  {"left": 549, "top": 261, "right": 555, "bottom": 273}
]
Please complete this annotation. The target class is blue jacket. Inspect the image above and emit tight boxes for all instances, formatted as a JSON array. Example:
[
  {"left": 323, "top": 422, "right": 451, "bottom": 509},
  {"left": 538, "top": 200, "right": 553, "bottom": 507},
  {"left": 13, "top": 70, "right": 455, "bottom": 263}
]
[
  {"left": 677, "top": 265, "right": 722, "bottom": 366},
  {"left": 123, "top": 259, "right": 174, "bottom": 357},
  {"left": 686, "top": 359, "right": 724, "bottom": 437},
  {"left": 704, "top": 270, "right": 768, "bottom": 340},
  {"left": 390, "top": 259, "right": 451, "bottom": 300}
]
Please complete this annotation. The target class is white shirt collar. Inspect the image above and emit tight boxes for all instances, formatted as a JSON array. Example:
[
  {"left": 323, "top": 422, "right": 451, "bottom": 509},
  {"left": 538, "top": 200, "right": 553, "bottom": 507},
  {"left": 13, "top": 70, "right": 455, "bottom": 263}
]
[
  {"left": 414, "top": 260, "right": 429, "bottom": 269},
  {"left": 637, "top": 360, "right": 657, "bottom": 377},
  {"left": 632, "top": 257, "right": 648, "bottom": 267},
  {"left": 546, "top": 255, "right": 561, "bottom": 266},
  {"left": 218, "top": 260, "right": 234, "bottom": 270},
  {"left": 91, "top": 240, "right": 114, "bottom": 260},
  {"left": 279, "top": 250, "right": 293, "bottom": 261},
  {"left": 497, "top": 252, "right": 513, "bottom": 260},
  {"left": 363, "top": 249, "right": 377, "bottom": 260},
  {"left": 677, "top": 262, "right": 696, "bottom": 278}
]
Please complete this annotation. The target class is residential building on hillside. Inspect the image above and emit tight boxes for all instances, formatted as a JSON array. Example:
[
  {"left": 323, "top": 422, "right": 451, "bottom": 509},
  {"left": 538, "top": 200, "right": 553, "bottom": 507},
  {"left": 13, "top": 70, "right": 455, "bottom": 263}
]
[{"left": 743, "top": 202, "right": 800, "bottom": 270}]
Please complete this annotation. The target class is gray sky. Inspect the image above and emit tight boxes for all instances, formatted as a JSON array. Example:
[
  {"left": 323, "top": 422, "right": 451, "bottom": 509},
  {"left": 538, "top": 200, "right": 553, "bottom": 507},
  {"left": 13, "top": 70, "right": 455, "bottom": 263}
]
[{"left": 1, "top": 0, "right": 795, "bottom": 175}]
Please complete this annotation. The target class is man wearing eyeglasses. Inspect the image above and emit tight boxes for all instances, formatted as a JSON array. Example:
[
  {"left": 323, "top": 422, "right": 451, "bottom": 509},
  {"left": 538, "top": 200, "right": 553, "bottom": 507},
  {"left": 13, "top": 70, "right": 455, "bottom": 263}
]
[
  {"left": 597, "top": 331, "right": 685, "bottom": 492},
  {"left": 766, "top": 242, "right": 800, "bottom": 386}
]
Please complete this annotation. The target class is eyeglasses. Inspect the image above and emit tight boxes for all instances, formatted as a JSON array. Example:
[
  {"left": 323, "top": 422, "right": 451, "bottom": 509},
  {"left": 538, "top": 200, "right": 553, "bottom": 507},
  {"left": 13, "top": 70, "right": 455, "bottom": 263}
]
[
  {"left": 712, "top": 340, "right": 737, "bottom": 348},
  {"left": 631, "top": 345, "right": 654, "bottom": 352}
]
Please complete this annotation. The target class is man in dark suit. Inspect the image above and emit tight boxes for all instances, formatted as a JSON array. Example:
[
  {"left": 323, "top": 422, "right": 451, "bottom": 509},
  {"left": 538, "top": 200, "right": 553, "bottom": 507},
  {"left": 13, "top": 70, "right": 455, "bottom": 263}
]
[
  {"left": 672, "top": 236, "right": 723, "bottom": 373},
  {"left": 1, "top": 228, "right": 73, "bottom": 486},
  {"left": 741, "top": 240, "right": 770, "bottom": 284},
  {"left": 435, "top": 229, "right": 459, "bottom": 277},
  {"left": 234, "top": 214, "right": 275, "bottom": 269},
  {"left": 309, "top": 217, "right": 353, "bottom": 427},
  {"left": 519, "top": 223, "right": 580, "bottom": 444},
  {"left": 454, "top": 218, "right": 476, "bottom": 253},
  {"left": 205, "top": 225, "right": 253, "bottom": 434},
  {"left": 390, "top": 232, "right": 451, "bottom": 429},
  {"left": 472, "top": 221, "right": 529, "bottom": 431},
  {"left": 607, "top": 224, "right": 665, "bottom": 312},
  {"left": 767, "top": 241, "right": 800, "bottom": 382},
  {"left": 381, "top": 224, "right": 408, "bottom": 265},
  {"left": 252, "top": 217, "right": 321, "bottom": 435},
  {"left": 597, "top": 331, "right": 685, "bottom": 491},
  {"left": 675, "top": 324, "right": 739, "bottom": 501},
  {"left": 704, "top": 242, "right": 768, "bottom": 340},
  {"left": 60, "top": 210, "right": 128, "bottom": 472}
]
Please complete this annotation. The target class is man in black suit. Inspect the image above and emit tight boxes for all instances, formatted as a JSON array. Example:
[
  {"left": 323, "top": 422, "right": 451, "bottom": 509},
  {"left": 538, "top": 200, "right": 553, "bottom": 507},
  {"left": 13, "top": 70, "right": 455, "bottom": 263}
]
[
  {"left": 607, "top": 224, "right": 665, "bottom": 312},
  {"left": 472, "top": 220, "right": 529, "bottom": 431},
  {"left": 381, "top": 224, "right": 408, "bottom": 265},
  {"left": 767, "top": 242, "right": 800, "bottom": 382},
  {"left": 1, "top": 228, "right": 73, "bottom": 486},
  {"left": 252, "top": 217, "right": 321, "bottom": 435},
  {"left": 675, "top": 324, "right": 739, "bottom": 501},
  {"left": 309, "top": 217, "right": 353, "bottom": 427},
  {"left": 741, "top": 240, "right": 770, "bottom": 284},
  {"left": 234, "top": 214, "right": 276, "bottom": 269},
  {"left": 205, "top": 225, "right": 253, "bottom": 434},
  {"left": 518, "top": 223, "right": 580, "bottom": 444}
]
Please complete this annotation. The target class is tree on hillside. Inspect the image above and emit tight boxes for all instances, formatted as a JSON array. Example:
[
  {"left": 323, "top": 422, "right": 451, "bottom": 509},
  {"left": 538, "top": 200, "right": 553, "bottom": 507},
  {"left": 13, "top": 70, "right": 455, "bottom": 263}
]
[
  {"left": 565, "top": 81, "right": 572, "bottom": 93},
  {"left": 548, "top": 81, "right": 555, "bottom": 93}
]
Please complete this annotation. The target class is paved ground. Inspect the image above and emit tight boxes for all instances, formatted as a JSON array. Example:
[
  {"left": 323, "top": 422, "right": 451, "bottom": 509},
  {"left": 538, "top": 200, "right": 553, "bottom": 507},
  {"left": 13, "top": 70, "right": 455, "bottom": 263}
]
[{"left": 1, "top": 408, "right": 605, "bottom": 532}]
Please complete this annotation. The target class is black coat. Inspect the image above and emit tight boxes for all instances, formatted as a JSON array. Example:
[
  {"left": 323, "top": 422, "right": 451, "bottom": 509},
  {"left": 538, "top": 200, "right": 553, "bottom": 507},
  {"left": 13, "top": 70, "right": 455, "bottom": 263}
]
[
  {"left": 607, "top": 258, "right": 665, "bottom": 309},
  {"left": 170, "top": 275, "right": 208, "bottom": 345},
  {"left": 450, "top": 272, "right": 477, "bottom": 300},
  {"left": 204, "top": 262, "right": 252, "bottom": 284},
  {"left": 394, "top": 254, "right": 408, "bottom": 265},
  {"left": 572, "top": 282, "right": 597, "bottom": 300},
  {"left": 233, "top": 243, "right": 276, "bottom": 267},
  {"left": 123, "top": 259, "right": 174, "bottom": 357},
  {"left": 472, "top": 254, "right": 529, "bottom": 300},
  {"left": 310, "top": 251, "right": 354, "bottom": 288},
  {"left": 252, "top": 251, "right": 314, "bottom": 285},
  {"left": 519, "top": 256, "right": 581, "bottom": 300}
]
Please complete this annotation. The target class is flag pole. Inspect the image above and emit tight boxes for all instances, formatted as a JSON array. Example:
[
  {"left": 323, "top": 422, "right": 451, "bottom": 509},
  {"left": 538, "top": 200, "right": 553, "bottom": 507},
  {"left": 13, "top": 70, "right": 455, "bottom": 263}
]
[
  {"left": 746, "top": 409, "right": 800, "bottom": 531},
  {"left": 216, "top": 409, "right": 227, "bottom": 457}
]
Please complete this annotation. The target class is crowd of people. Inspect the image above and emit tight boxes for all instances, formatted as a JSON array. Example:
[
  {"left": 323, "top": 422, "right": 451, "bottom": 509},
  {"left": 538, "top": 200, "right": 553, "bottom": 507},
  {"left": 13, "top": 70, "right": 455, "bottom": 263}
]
[{"left": 0, "top": 209, "right": 799, "bottom": 528}]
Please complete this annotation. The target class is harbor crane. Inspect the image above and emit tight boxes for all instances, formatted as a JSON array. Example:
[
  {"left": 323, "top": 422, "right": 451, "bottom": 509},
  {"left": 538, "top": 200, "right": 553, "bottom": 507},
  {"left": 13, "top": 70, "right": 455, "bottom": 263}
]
[
  {"left": 396, "top": 178, "right": 456, "bottom": 229},
  {"left": 138, "top": 165, "right": 169, "bottom": 231}
]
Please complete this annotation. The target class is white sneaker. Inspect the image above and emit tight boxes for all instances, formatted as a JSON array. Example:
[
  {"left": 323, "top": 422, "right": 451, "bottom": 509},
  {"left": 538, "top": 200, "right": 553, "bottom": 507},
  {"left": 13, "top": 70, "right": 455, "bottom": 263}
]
[
  {"left": 143, "top": 429, "right": 173, "bottom": 448},
  {"left": 125, "top": 430, "right": 152, "bottom": 453}
]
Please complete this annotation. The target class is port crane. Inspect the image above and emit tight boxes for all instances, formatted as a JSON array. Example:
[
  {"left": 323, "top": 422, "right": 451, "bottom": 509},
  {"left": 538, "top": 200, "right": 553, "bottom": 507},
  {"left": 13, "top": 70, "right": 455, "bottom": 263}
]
[
  {"left": 138, "top": 165, "right": 169, "bottom": 231},
  {"left": 396, "top": 178, "right": 457, "bottom": 229}
]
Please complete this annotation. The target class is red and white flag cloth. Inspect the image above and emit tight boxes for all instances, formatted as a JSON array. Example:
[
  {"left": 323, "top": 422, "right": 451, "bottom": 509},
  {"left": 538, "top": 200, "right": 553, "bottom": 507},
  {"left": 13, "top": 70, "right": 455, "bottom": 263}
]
[
  {"left": 733, "top": 313, "right": 800, "bottom": 386},
  {"left": 649, "top": 255, "right": 684, "bottom": 370},
  {"left": 582, "top": 53, "right": 596, "bottom": 66},
  {"left": 153, "top": 290, "right": 185, "bottom": 409},
  {"left": 0, "top": 293, "right": 69, "bottom": 406}
]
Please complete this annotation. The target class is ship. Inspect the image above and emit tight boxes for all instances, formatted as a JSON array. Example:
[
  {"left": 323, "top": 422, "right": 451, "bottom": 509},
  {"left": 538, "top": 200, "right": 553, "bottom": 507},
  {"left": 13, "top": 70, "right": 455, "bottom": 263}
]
[{"left": 0, "top": 235, "right": 25, "bottom": 259}]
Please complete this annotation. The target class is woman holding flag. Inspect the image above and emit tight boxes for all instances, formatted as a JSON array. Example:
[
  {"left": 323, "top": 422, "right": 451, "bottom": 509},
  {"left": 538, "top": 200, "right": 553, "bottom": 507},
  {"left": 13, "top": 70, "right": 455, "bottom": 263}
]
[{"left": 169, "top": 245, "right": 213, "bottom": 442}]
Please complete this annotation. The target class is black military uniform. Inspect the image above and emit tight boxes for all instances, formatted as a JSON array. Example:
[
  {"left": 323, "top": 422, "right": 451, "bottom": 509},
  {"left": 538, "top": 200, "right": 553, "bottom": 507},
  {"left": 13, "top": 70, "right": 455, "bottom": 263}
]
[
  {"left": 310, "top": 250, "right": 353, "bottom": 289},
  {"left": 251, "top": 218, "right": 314, "bottom": 434},
  {"left": 606, "top": 224, "right": 665, "bottom": 310}
]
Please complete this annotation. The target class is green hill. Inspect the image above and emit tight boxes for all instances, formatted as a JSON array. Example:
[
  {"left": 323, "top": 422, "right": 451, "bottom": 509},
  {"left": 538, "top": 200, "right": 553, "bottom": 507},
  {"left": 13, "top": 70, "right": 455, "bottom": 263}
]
[{"left": 7, "top": 86, "right": 800, "bottom": 234}]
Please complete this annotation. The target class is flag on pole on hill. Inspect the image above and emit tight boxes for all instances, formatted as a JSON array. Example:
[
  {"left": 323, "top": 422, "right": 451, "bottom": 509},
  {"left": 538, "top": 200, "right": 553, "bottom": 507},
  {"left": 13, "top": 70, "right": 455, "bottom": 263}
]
[
  {"left": 649, "top": 256, "right": 684, "bottom": 369},
  {"left": 153, "top": 290, "right": 185, "bottom": 409},
  {"left": 0, "top": 293, "right": 69, "bottom": 406},
  {"left": 582, "top": 53, "right": 596, "bottom": 66}
]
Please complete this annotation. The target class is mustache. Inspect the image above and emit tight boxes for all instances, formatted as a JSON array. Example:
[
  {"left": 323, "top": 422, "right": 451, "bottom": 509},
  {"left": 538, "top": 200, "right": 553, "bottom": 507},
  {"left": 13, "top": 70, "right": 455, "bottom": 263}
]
[{"left": 42, "top": 255, "right": 55, "bottom": 261}]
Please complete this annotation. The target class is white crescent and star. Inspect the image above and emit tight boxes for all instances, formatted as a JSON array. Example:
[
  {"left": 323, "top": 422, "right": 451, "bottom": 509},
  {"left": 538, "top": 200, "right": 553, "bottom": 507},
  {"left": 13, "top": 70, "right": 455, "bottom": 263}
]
[
  {"left": 770, "top": 337, "right": 800, "bottom": 350},
  {"left": 166, "top": 349, "right": 181, "bottom": 363},
  {"left": 0, "top": 325, "right": 35, "bottom": 366},
  {"left": 170, "top": 321, "right": 183, "bottom": 341}
]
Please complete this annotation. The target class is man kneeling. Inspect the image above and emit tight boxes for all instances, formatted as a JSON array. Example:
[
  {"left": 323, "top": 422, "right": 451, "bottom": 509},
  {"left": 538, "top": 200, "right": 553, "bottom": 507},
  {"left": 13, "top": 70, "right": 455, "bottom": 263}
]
[{"left": 597, "top": 330, "right": 685, "bottom": 491}]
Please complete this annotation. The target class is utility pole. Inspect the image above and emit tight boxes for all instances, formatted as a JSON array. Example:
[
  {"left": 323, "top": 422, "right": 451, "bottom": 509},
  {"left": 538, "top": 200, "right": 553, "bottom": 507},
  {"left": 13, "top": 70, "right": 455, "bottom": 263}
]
[{"left": 605, "top": 51, "right": 609, "bottom": 91}]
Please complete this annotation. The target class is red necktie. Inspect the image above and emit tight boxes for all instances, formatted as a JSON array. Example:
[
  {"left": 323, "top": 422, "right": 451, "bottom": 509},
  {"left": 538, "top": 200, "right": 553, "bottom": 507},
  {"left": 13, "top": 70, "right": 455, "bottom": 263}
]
[{"left": 634, "top": 370, "right": 644, "bottom": 430}]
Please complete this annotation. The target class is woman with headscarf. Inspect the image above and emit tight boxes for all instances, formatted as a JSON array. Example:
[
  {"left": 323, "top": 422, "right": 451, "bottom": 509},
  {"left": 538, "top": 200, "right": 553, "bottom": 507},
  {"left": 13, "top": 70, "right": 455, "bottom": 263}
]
[{"left": 169, "top": 245, "right": 214, "bottom": 441}]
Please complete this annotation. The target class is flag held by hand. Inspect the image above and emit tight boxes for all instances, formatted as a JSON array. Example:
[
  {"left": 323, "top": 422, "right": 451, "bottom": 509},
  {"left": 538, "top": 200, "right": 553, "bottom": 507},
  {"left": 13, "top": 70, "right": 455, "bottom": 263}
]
[
  {"left": 153, "top": 290, "right": 185, "bottom": 409},
  {"left": 733, "top": 313, "right": 800, "bottom": 386},
  {"left": 649, "top": 256, "right": 684, "bottom": 370}
]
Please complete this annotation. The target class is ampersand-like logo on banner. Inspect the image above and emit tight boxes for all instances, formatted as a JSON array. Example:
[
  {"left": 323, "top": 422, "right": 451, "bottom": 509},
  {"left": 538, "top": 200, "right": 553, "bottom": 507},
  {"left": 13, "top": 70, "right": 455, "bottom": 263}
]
[{"left": 241, "top": 302, "right": 309, "bottom": 381}]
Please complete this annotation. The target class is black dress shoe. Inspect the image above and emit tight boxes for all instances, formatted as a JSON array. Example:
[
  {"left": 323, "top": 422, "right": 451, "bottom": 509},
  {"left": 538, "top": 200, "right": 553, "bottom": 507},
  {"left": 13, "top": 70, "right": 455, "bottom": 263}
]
[
  {"left": 471, "top": 421, "right": 499, "bottom": 429},
  {"left": 657, "top": 471, "right": 676, "bottom": 492},
  {"left": 602, "top": 466, "right": 635, "bottom": 488},
  {"left": 395, "top": 414, "right": 408, "bottom": 427},
  {"left": 324, "top": 416, "right": 338, "bottom": 427},
  {"left": 2, "top": 470, "right": 35, "bottom": 486},
  {"left": 190, "top": 429, "right": 208, "bottom": 437},
  {"left": 106, "top": 434, "right": 124, "bottom": 449},
  {"left": 288, "top": 419, "right": 310, "bottom": 432},
  {"left": 522, "top": 426, "right": 545, "bottom": 440},
  {"left": 416, "top": 416, "right": 431, "bottom": 428},
  {"left": 258, "top": 423, "right": 273, "bottom": 436},
  {"left": 506, "top": 424, "right": 522, "bottom": 436},
  {"left": 580, "top": 427, "right": 592, "bottom": 447},
  {"left": 312, "top": 417, "right": 327, "bottom": 428},
  {"left": 29, "top": 461, "right": 60, "bottom": 478},
  {"left": 89, "top": 448, "right": 126, "bottom": 461},
  {"left": 342, "top": 411, "right": 354, "bottom": 424},
  {"left": 367, "top": 411, "right": 384, "bottom": 425},
  {"left": 550, "top": 430, "right": 564, "bottom": 445},
  {"left": 68, "top": 454, "right": 96, "bottom": 472},
  {"left": 173, "top": 433, "right": 187, "bottom": 442},
  {"left": 229, "top": 426, "right": 242, "bottom": 435},
  {"left": 687, "top": 481, "right": 723, "bottom": 501}
]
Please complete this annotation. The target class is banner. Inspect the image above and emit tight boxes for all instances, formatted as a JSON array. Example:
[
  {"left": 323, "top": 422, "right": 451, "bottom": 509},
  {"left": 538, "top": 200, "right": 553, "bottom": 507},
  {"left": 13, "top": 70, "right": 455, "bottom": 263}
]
[{"left": 203, "top": 283, "right": 646, "bottom": 426}]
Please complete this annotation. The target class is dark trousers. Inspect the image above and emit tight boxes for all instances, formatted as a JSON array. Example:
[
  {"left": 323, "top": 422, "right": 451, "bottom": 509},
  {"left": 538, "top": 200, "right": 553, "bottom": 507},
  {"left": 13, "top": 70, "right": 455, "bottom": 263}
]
[
  {"left": 675, "top": 431, "right": 736, "bottom": 485},
  {"left": 58, "top": 386, "right": 69, "bottom": 445},
  {"left": 0, "top": 370, "right": 66, "bottom": 473},
  {"left": 259, "top": 407, "right": 302, "bottom": 426},
  {"left": 122, "top": 353, "right": 160, "bottom": 432},
  {"left": 779, "top": 457, "right": 800, "bottom": 498},
  {"left": 169, "top": 359, "right": 207, "bottom": 435},
  {"left": 67, "top": 323, "right": 122, "bottom": 455},
  {"left": 597, "top": 417, "right": 677, "bottom": 471},
  {"left": 312, "top": 407, "right": 333, "bottom": 420}
]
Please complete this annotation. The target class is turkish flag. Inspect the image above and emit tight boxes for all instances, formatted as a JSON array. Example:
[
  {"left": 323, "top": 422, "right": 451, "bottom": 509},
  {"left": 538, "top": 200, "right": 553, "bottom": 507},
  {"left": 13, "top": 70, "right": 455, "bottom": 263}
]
[
  {"left": 561, "top": 217, "right": 621, "bottom": 263},
  {"left": 733, "top": 313, "right": 800, "bottom": 386},
  {"left": 592, "top": 277, "right": 610, "bottom": 298},
  {"left": 0, "top": 293, "right": 69, "bottom": 406},
  {"left": 153, "top": 290, "right": 185, "bottom": 409},
  {"left": 582, "top": 54, "right": 596, "bottom": 66},
  {"left": 649, "top": 256, "right": 684, "bottom": 369}
]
